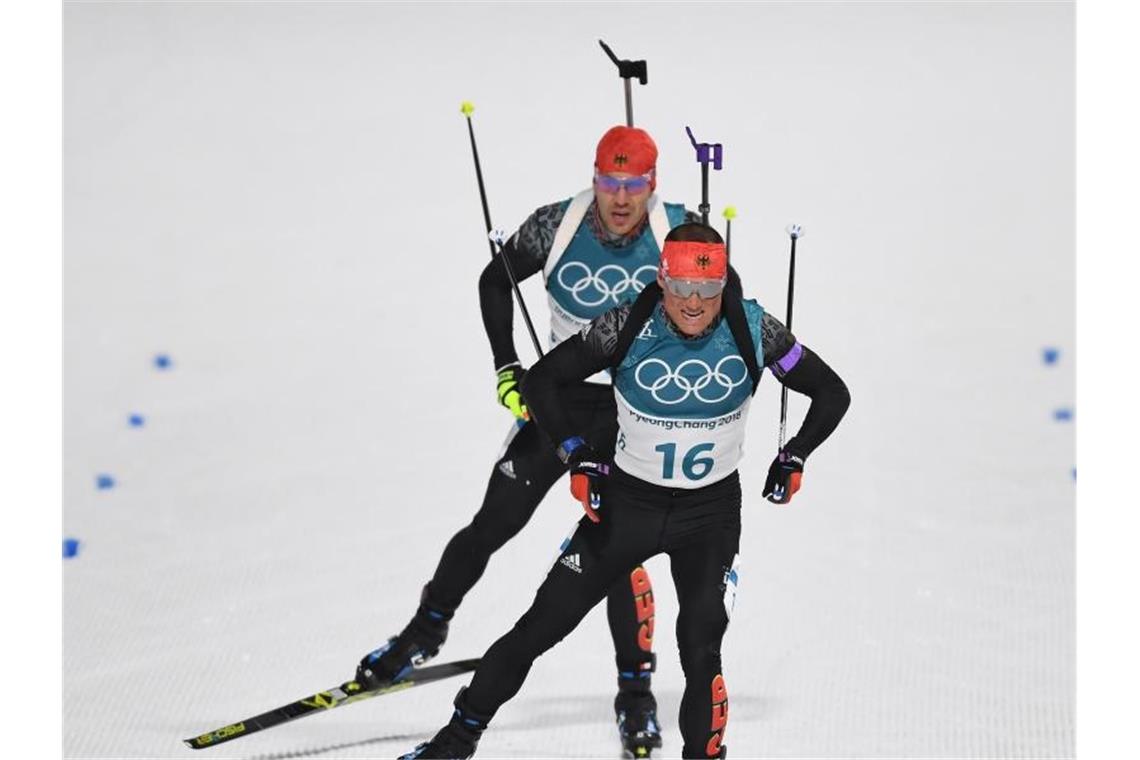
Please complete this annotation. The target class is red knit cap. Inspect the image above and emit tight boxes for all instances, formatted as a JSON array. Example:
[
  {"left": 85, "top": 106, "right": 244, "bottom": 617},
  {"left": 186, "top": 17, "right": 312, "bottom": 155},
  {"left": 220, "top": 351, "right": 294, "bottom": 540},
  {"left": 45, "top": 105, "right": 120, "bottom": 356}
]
[
  {"left": 660, "top": 240, "right": 728, "bottom": 280},
  {"left": 595, "top": 126, "right": 658, "bottom": 181}
]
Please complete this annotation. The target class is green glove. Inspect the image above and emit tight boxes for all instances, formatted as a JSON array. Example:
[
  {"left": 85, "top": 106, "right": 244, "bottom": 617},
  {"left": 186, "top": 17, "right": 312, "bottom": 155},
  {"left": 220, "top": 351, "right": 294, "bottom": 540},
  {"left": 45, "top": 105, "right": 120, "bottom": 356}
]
[{"left": 496, "top": 364, "right": 529, "bottom": 422}]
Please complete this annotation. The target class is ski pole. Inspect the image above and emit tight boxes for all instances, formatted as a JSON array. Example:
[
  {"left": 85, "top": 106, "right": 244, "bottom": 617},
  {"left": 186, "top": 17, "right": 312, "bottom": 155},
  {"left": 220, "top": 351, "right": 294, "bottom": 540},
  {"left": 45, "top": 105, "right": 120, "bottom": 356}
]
[
  {"left": 459, "top": 101, "right": 545, "bottom": 359},
  {"left": 684, "top": 126, "right": 723, "bottom": 225},
  {"left": 598, "top": 40, "right": 647, "bottom": 127},
  {"left": 491, "top": 230, "right": 544, "bottom": 359},
  {"left": 460, "top": 101, "right": 497, "bottom": 259},
  {"left": 778, "top": 224, "right": 803, "bottom": 449}
]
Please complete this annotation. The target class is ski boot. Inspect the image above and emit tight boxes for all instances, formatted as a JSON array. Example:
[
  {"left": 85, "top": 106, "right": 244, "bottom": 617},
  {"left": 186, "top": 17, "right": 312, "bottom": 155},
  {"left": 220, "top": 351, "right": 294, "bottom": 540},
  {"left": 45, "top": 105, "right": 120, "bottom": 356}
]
[
  {"left": 399, "top": 686, "right": 490, "bottom": 760},
  {"left": 615, "top": 662, "right": 662, "bottom": 758},
  {"left": 356, "top": 585, "right": 453, "bottom": 690}
]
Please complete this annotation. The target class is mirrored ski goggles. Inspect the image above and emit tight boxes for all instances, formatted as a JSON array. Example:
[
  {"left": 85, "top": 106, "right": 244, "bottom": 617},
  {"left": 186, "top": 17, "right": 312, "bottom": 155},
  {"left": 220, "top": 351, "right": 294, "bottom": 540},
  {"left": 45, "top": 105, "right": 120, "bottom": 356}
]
[
  {"left": 662, "top": 275, "right": 726, "bottom": 300},
  {"left": 593, "top": 170, "right": 654, "bottom": 195}
]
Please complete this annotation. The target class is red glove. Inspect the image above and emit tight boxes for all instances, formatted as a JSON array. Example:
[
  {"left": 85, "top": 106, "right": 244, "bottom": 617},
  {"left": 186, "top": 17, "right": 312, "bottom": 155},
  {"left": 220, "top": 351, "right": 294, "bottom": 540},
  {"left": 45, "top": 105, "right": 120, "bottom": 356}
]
[{"left": 763, "top": 449, "right": 805, "bottom": 504}]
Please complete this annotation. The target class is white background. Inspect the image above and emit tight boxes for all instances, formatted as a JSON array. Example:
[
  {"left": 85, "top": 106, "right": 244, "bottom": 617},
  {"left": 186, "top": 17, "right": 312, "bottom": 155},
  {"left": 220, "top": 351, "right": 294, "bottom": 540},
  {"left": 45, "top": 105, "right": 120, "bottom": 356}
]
[{"left": 53, "top": 2, "right": 1083, "bottom": 758}]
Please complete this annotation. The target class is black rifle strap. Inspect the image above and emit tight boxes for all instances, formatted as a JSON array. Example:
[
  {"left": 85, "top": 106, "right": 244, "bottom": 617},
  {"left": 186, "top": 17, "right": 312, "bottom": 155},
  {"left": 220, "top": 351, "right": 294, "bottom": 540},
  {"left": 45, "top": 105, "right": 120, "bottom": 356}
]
[
  {"left": 611, "top": 282, "right": 662, "bottom": 371},
  {"left": 722, "top": 291, "right": 762, "bottom": 395}
]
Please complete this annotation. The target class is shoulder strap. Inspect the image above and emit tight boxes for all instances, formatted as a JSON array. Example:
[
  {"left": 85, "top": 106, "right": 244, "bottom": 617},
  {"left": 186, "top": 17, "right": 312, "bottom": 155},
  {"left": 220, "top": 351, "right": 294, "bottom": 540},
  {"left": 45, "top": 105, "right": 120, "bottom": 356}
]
[
  {"left": 610, "top": 282, "right": 662, "bottom": 370},
  {"left": 542, "top": 189, "right": 594, "bottom": 280},
  {"left": 646, "top": 194, "right": 670, "bottom": 251},
  {"left": 722, "top": 288, "right": 762, "bottom": 396},
  {"left": 543, "top": 191, "right": 670, "bottom": 280}
]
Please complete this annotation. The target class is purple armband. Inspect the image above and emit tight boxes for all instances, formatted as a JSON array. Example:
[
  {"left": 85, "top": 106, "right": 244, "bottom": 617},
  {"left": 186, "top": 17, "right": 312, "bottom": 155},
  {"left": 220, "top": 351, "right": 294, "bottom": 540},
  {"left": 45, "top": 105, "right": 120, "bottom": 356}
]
[{"left": 772, "top": 342, "right": 803, "bottom": 376}]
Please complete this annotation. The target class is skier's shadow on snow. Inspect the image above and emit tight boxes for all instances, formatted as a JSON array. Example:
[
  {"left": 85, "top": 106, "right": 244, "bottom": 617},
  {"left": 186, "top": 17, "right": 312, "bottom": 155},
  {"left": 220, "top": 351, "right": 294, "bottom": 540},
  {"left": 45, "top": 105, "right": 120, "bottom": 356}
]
[
  {"left": 492, "top": 690, "right": 775, "bottom": 731},
  {"left": 241, "top": 693, "right": 774, "bottom": 759},
  {"left": 244, "top": 732, "right": 420, "bottom": 760}
]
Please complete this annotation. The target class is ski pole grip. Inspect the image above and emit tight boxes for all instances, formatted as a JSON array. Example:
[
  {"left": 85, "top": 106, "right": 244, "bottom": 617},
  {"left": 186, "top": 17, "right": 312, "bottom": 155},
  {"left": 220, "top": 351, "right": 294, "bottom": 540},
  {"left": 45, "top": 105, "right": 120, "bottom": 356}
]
[
  {"left": 685, "top": 126, "right": 723, "bottom": 170},
  {"left": 723, "top": 206, "right": 736, "bottom": 259},
  {"left": 622, "top": 59, "right": 648, "bottom": 84},
  {"left": 598, "top": 39, "right": 648, "bottom": 84}
]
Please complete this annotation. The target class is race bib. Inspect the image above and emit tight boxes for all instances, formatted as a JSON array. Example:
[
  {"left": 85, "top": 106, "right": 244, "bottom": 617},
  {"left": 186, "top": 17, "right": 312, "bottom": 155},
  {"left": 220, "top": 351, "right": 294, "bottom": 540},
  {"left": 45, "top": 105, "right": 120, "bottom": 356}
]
[{"left": 613, "top": 389, "right": 752, "bottom": 488}]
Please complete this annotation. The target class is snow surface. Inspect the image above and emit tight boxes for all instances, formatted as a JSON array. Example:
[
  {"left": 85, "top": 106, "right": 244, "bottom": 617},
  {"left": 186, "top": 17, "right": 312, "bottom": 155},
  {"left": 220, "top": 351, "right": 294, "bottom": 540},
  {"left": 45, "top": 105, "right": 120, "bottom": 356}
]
[{"left": 64, "top": 3, "right": 1074, "bottom": 758}]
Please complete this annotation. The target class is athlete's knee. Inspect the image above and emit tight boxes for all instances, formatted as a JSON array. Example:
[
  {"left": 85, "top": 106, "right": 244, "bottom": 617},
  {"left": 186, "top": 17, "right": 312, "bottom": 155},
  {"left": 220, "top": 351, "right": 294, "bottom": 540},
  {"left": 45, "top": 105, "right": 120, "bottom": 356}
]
[
  {"left": 677, "top": 637, "right": 723, "bottom": 680},
  {"left": 677, "top": 607, "right": 727, "bottom": 672},
  {"left": 677, "top": 595, "right": 727, "bottom": 645},
  {"left": 516, "top": 562, "right": 608, "bottom": 652},
  {"left": 509, "top": 601, "right": 578, "bottom": 659},
  {"left": 468, "top": 471, "right": 542, "bottom": 550}
]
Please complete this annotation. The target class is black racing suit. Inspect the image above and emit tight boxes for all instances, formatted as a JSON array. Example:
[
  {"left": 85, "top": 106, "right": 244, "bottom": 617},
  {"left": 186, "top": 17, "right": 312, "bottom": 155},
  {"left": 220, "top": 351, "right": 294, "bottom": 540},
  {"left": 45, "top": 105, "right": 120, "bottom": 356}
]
[
  {"left": 422, "top": 200, "right": 700, "bottom": 680},
  {"left": 458, "top": 301, "right": 851, "bottom": 758}
]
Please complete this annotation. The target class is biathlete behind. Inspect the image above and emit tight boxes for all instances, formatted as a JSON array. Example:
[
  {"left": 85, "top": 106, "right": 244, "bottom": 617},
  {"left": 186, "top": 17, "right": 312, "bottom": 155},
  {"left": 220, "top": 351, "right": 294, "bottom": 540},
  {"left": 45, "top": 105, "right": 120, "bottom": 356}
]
[{"left": 357, "top": 126, "right": 702, "bottom": 756}]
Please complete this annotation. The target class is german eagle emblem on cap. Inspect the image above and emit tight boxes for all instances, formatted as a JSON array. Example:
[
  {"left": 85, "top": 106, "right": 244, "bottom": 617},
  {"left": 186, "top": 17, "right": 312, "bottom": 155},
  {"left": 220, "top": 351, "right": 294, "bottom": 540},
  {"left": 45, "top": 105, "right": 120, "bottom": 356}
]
[
  {"left": 696, "top": 253, "right": 711, "bottom": 268},
  {"left": 614, "top": 153, "right": 628, "bottom": 166}
]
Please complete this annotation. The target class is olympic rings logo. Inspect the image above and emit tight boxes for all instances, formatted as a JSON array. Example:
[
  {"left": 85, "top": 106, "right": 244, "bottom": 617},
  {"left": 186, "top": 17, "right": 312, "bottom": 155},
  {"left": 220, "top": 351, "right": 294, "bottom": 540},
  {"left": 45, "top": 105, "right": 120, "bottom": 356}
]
[
  {"left": 555, "top": 262, "right": 658, "bottom": 307},
  {"left": 634, "top": 356, "right": 749, "bottom": 405}
]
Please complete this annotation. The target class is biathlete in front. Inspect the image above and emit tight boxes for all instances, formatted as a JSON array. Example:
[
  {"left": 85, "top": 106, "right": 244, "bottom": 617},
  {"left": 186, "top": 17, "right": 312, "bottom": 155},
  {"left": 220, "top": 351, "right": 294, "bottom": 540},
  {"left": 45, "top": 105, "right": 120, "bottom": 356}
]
[{"left": 401, "top": 222, "right": 851, "bottom": 759}]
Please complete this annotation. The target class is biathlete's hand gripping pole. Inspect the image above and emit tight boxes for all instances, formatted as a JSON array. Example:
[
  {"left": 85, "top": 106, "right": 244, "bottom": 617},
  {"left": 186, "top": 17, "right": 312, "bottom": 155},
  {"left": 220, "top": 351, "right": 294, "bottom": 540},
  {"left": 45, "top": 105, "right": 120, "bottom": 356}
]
[
  {"left": 598, "top": 40, "right": 647, "bottom": 127},
  {"left": 685, "top": 126, "right": 723, "bottom": 225},
  {"left": 778, "top": 224, "right": 803, "bottom": 448},
  {"left": 460, "top": 101, "right": 545, "bottom": 359}
]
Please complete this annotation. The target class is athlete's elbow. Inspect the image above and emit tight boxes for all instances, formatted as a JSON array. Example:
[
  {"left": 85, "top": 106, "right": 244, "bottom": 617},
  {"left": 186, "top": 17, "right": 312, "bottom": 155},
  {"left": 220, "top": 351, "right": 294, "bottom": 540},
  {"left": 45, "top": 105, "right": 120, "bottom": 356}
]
[
  {"left": 808, "top": 352, "right": 850, "bottom": 417},
  {"left": 829, "top": 377, "right": 852, "bottom": 420}
]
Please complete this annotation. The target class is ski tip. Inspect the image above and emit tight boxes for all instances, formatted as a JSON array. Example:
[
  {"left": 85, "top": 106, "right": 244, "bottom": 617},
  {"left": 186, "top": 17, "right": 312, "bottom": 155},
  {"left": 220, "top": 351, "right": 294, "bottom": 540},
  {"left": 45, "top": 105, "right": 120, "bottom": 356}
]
[
  {"left": 183, "top": 722, "right": 248, "bottom": 749},
  {"left": 460, "top": 101, "right": 475, "bottom": 117}
]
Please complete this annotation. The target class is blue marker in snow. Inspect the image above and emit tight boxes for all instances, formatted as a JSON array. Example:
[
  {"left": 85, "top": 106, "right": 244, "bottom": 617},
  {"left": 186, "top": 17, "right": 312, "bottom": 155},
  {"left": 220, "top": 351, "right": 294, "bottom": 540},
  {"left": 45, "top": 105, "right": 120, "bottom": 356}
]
[
  {"left": 1053, "top": 408, "right": 1073, "bottom": 422},
  {"left": 128, "top": 413, "right": 145, "bottom": 428},
  {"left": 154, "top": 353, "right": 173, "bottom": 370},
  {"left": 96, "top": 473, "right": 116, "bottom": 490},
  {"left": 63, "top": 538, "right": 80, "bottom": 559},
  {"left": 1042, "top": 347, "right": 1060, "bottom": 365}
]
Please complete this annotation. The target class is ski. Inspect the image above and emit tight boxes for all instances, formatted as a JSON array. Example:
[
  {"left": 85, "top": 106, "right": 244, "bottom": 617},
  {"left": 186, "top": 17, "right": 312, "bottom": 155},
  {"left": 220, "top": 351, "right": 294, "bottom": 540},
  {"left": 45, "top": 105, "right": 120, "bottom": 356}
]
[{"left": 183, "top": 658, "right": 480, "bottom": 750}]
